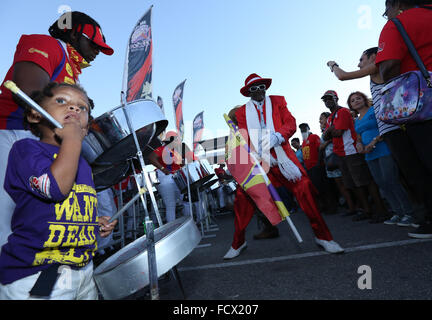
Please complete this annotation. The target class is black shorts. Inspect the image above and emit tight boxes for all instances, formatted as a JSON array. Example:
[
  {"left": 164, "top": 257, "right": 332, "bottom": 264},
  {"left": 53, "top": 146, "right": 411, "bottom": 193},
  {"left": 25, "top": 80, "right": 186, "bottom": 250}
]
[{"left": 339, "top": 153, "right": 373, "bottom": 189}]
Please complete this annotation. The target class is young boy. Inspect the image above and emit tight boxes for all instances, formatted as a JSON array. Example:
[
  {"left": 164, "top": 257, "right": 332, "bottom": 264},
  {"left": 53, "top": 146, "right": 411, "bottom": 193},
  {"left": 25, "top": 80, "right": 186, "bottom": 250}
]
[{"left": 0, "top": 82, "right": 116, "bottom": 299}]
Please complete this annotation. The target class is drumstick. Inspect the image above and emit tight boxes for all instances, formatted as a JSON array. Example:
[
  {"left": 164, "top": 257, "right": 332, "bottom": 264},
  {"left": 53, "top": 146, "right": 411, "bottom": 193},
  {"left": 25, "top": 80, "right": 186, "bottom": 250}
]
[{"left": 3, "top": 80, "right": 63, "bottom": 129}]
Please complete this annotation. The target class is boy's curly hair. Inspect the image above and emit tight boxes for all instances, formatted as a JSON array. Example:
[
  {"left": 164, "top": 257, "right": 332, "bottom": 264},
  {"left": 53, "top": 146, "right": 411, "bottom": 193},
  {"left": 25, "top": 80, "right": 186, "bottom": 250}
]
[{"left": 24, "top": 82, "right": 94, "bottom": 138}]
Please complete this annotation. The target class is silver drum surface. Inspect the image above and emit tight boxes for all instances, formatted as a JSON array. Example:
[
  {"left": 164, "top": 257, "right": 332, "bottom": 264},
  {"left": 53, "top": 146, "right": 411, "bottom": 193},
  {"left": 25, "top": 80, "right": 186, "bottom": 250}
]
[
  {"left": 93, "top": 216, "right": 201, "bottom": 300},
  {"left": 85, "top": 99, "right": 168, "bottom": 165}
]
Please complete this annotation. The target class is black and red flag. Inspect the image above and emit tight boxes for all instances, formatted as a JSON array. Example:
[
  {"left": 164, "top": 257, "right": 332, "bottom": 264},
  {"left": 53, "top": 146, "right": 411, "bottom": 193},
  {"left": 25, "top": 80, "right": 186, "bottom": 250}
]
[
  {"left": 157, "top": 96, "right": 164, "bottom": 115},
  {"left": 192, "top": 111, "right": 204, "bottom": 151},
  {"left": 172, "top": 79, "right": 186, "bottom": 141},
  {"left": 123, "top": 6, "right": 153, "bottom": 102}
]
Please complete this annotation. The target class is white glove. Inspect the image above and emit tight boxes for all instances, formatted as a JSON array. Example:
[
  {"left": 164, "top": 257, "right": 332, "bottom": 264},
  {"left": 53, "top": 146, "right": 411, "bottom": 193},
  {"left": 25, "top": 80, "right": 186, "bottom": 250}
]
[
  {"left": 270, "top": 155, "right": 278, "bottom": 167},
  {"left": 270, "top": 132, "right": 285, "bottom": 148}
]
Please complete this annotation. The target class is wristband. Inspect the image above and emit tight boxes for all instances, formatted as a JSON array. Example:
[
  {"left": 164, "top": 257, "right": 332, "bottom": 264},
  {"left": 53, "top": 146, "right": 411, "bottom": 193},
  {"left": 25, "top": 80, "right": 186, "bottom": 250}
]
[{"left": 331, "top": 63, "right": 339, "bottom": 72}]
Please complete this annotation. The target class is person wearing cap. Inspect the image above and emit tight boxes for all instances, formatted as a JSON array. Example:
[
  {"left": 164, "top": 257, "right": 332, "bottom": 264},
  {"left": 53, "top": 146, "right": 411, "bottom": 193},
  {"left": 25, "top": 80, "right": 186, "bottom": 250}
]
[
  {"left": 299, "top": 123, "right": 338, "bottom": 214},
  {"left": 0, "top": 11, "right": 114, "bottom": 252},
  {"left": 224, "top": 74, "right": 344, "bottom": 259},
  {"left": 321, "top": 90, "right": 389, "bottom": 223},
  {"left": 147, "top": 131, "right": 194, "bottom": 222}
]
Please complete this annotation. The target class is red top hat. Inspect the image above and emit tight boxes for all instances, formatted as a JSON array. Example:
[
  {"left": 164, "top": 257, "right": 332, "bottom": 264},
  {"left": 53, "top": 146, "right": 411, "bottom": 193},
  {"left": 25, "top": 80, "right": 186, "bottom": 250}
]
[
  {"left": 78, "top": 24, "right": 114, "bottom": 55},
  {"left": 240, "top": 73, "right": 272, "bottom": 97}
]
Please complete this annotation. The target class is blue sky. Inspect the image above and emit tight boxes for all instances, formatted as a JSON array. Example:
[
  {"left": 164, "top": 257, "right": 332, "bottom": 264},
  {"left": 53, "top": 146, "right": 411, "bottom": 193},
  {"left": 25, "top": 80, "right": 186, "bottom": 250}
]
[{"left": 1, "top": 0, "right": 387, "bottom": 148}]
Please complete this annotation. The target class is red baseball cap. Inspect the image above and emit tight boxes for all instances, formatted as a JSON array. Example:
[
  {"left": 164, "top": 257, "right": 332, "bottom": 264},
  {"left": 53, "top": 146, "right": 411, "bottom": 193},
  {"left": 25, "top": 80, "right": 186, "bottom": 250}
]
[
  {"left": 321, "top": 90, "right": 338, "bottom": 100},
  {"left": 78, "top": 24, "right": 114, "bottom": 55}
]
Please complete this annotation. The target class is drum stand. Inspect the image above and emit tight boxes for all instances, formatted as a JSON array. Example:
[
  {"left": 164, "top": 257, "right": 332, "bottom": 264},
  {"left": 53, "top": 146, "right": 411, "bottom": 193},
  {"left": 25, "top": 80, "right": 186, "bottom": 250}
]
[
  {"left": 117, "top": 93, "right": 160, "bottom": 300},
  {"left": 107, "top": 94, "right": 189, "bottom": 300}
]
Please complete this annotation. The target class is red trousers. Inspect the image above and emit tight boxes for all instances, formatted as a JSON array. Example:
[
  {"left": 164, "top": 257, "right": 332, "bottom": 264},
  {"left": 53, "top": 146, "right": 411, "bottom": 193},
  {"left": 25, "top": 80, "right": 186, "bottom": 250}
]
[{"left": 231, "top": 166, "right": 333, "bottom": 249}]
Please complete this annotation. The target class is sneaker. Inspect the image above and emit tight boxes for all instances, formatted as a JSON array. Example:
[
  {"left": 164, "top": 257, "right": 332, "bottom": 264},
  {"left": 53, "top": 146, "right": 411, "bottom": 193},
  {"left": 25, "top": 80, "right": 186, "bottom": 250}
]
[
  {"left": 315, "top": 238, "right": 345, "bottom": 254},
  {"left": 384, "top": 215, "right": 401, "bottom": 225},
  {"left": 408, "top": 222, "right": 432, "bottom": 239},
  {"left": 397, "top": 215, "right": 417, "bottom": 227},
  {"left": 223, "top": 241, "right": 247, "bottom": 260},
  {"left": 369, "top": 213, "right": 390, "bottom": 224},
  {"left": 352, "top": 212, "right": 370, "bottom": 221}
]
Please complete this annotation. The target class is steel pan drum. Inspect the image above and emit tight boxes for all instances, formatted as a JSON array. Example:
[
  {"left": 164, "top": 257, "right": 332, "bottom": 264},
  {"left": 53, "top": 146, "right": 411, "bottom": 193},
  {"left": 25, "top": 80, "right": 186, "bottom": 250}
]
[
  {"left": 82, "top": 131, "right": 130, "bottom": 191},
  {"left": 200, "top": 159, "right": 220, "bottom": 190},
  {"left": 86, "top": 99, "right": 168, "bottom": 165},
  {"left": 226, "top": 181, "right": 237, "bottom": 193},
  {"left": 172, "top": 160, "right": 214, "bottom": 193},
  {"left": 93, "top": 216, "right": 201, "bottom": 300}
]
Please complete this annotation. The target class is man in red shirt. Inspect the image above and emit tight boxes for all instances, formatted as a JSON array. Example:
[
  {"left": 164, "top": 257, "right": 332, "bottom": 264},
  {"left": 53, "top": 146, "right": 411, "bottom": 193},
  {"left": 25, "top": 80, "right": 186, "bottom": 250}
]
[
  {"left": 0, "top": 11, "right": 114, "bottom": 250},
  {"left": 300, "top": 123, "right": 321, "bottom": 170},
  {"left": 376, "top": 1, "right": 432, "bottom": 238}
]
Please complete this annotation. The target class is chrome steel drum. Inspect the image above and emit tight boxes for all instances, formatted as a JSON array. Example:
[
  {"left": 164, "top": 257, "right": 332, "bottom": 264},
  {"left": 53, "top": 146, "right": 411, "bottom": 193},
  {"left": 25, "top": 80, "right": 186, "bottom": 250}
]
[
  {"left": 82, "top": 131, "right": 130, "bottom": 191},
  {"left": 199, "top": 160, "right": 220, "bottom": 190},
  {"left": 85, "top": 99, "right": 168, "bottom": 165},
  {"left": 226, "top": 181, "right": 237, "bottom": 193},
  {"left": 172, "top": 160, "right": 214, "bottom": 193},
  {"left": 93, "top": 216, "right": 201, "bottom": 300}
]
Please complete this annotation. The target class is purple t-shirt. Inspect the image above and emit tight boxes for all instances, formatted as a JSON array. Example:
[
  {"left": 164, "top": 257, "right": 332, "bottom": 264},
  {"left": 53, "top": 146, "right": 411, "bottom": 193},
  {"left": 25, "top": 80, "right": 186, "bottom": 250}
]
[{"left": 0, "top": 139, "right": 98, "bottom": 285}]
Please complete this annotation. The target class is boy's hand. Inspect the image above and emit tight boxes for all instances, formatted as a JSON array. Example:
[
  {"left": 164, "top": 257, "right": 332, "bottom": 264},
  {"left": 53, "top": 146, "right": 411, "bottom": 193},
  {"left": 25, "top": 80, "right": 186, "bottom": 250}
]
[
  {"left": 98, "top": 216, "right": 118, "bottom": 238},
  {"left": 54, "top": 117, "right": 87, "bottom": 142}
]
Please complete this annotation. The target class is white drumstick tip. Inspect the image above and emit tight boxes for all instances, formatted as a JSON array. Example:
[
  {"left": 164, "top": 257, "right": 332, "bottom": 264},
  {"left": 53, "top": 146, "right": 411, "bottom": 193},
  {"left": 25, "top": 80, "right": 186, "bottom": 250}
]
[{"left": 4, "top": 80, "right": 19, "bottom": 94}]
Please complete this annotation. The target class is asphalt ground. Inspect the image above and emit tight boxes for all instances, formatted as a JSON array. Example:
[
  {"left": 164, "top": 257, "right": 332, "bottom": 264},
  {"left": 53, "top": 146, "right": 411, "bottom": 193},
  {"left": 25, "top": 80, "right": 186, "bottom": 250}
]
[{"left": 118, "top": 207, "right": 432, "bottom": 301}]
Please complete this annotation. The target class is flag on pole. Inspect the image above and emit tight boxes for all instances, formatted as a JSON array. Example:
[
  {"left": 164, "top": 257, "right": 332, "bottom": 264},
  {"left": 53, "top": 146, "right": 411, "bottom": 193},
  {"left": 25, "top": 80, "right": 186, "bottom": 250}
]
[
  {"left": 192, "top": 111, "right": 204, "bottom": 151},
  {"left": 224, "top": 114, "right": 289, "bottom": 225},
  {"left": 172, "top": 80, "right": 186, "bottom": 140},
  {"left": 224, "top": 113, "right": 302, "bottom": 242},
  {"left": 157, "top": 96, "right": 164, "bottom": 115},
  {"left": 124, "top": 6, "right": 153, "bottom": 102}
]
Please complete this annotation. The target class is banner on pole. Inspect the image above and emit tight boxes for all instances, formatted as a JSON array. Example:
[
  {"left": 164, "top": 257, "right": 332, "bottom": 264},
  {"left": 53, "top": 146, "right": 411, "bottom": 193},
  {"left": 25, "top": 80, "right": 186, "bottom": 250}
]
[
  {"left": 172, "top": 79, "right": 186, "bottom": 140},
  {"left": 124, "top": 6, "right": 153, "bottom": 102},
  {"left": 157, "top": 96, "right": 164, "bottom": 114},
  {"left": 224, "top": 114, "right": 290, "bottom": 226},
  {"left": 192, "top": 111, "right": 204, "bottom": 151}
]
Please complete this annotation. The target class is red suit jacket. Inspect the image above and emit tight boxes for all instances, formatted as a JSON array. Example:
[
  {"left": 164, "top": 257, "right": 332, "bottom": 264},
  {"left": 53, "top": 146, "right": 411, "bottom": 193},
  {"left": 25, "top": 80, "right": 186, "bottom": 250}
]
[{"left": 235, "top": 95, "right": 307, "bottom": 177}]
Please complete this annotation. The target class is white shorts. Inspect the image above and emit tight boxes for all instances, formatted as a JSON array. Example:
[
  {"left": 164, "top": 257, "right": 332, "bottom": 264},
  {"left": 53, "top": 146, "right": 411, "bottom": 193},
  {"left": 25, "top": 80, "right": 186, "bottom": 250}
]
[{"left": 0, "top": 262, "right": 98, "bottom": 300}]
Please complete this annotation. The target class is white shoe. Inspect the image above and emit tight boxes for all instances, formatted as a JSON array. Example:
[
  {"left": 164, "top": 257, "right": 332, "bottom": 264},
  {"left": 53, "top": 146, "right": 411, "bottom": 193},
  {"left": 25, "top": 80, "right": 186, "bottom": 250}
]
[
  {"left": 315, "top": 238, "right": 344, "bottom": 254},
  {"left": 223, "top": 241, "right": 247, "bottom": 260}
]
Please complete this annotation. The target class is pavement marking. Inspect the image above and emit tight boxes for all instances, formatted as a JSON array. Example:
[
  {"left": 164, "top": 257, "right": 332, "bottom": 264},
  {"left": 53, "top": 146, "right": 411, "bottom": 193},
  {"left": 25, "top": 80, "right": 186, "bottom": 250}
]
[{"left": 178, "top": 238, "right": 432, "bottom": 272}]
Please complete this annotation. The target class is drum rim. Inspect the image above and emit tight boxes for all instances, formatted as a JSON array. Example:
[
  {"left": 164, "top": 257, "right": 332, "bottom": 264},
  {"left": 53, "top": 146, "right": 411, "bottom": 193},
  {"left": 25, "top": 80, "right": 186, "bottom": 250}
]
[
  {"left": 92, "top": 98, "right": 161, "bottom": 119},
  {"left": 94, "top": 216, "right": 192, "bottom": 275}
]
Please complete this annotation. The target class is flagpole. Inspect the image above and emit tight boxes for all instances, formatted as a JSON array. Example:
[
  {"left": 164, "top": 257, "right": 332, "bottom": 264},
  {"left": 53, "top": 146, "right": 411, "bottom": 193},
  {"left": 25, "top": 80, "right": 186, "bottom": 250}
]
[
  {"left": 223, "top": 114, "right": 303, "bottom": 243},
  {"left": 120, "top": 5, "right": 160, "bottom": 300}
]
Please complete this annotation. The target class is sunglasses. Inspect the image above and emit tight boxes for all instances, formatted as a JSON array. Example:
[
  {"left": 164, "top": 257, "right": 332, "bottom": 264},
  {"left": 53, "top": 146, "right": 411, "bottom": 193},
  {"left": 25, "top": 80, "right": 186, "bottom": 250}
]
[
  {"left": 249, "top": 84, "right": 266, "bottom": 92},
  {"left": 322, "top": 96, "right": 335, "bottom": 101}
]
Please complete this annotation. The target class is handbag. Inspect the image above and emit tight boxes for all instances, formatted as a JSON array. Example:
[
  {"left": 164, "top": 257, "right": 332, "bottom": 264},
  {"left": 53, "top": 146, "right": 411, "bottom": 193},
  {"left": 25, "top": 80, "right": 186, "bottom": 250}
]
[
  {"left": 324, "top": 108, "right": 342, "bottom": 171},
  {"left": 378, "top": 13, "right": 432, "bottom": 125}
]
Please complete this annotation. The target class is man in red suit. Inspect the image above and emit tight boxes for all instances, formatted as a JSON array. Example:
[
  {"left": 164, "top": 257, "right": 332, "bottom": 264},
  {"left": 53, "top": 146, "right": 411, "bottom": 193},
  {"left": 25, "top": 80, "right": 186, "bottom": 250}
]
[{"left": 223, "top": 73, "right": 344, "bottom": 259}]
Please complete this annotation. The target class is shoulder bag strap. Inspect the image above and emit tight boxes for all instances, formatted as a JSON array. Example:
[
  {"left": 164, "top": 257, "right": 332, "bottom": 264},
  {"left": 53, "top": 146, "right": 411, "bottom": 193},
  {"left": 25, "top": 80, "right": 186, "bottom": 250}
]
[
  {"left": 330, "top": 107, "right": 341, "bottom": 126},
  {"left": 391, "top": 17, "right": 432, "bottom": 88}
]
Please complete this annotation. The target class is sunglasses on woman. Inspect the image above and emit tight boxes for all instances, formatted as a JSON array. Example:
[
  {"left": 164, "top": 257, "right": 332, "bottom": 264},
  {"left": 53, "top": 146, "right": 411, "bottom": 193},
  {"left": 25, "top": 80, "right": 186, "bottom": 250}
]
[{"left": 249, "top": 84, "right": 266, "bottom": 92}]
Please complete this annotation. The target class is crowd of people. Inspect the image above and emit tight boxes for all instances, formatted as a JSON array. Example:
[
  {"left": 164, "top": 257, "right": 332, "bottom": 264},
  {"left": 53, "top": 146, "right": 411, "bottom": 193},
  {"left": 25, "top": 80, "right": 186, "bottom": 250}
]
[{"left": 0, "top": 0, "right": 431, "bottom": 300}]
